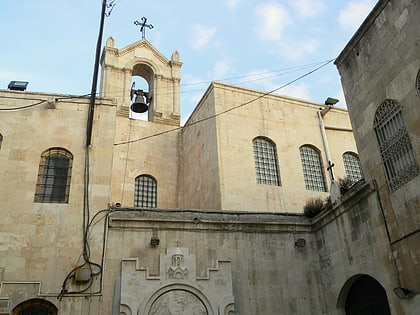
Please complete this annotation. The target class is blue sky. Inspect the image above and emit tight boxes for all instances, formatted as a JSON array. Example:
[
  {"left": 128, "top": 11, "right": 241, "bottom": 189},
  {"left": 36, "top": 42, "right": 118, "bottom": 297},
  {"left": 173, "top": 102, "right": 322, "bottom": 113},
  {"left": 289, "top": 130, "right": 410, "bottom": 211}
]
[{"left": 1, "top": 0, "right": 377, "bottom": 123}]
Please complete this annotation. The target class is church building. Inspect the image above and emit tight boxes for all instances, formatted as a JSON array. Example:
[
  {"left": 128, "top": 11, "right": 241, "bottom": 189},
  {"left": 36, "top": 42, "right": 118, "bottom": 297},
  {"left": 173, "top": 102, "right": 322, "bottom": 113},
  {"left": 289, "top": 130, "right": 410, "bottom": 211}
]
[{"left": 0, "top": 0, "right": 418, "bottom": 314}]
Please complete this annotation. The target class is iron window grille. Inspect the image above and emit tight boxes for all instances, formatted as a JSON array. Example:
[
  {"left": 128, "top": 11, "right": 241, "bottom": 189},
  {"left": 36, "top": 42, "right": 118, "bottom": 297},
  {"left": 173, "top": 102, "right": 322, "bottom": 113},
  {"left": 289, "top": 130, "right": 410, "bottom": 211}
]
[
  {"left": 373, "top": 99, "right": 419, "bottom": 191},
  {"left": 300, "top": 145, "right": 327, "bottom": 192},
  {"left": 252, "top": 137, "right": 281, "bottom": 186},
  {"left": 134, "top": 175, "right": 157, "bottom": 207},
  {"left": 343, "top": 152, "right": 363, "bottom": 184},
  {"left": 34, "top": 148, "right": 73, "bottom": 203}
]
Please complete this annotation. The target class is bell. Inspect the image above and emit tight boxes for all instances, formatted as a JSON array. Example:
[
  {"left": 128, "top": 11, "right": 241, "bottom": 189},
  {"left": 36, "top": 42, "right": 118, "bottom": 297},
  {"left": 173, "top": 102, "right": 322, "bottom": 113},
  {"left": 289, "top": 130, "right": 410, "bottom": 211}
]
[{"left": 130, "top": 94, "right": 149, "bottom": 113}]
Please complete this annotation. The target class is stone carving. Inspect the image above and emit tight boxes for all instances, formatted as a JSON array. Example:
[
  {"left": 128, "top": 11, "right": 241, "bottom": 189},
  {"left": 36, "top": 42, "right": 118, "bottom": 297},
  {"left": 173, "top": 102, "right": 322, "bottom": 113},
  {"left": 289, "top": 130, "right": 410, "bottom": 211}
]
[
  {"left": 149, "top": 290, "right": 207, "bottom": 315},
  {"left": 119, "top": 247, "right": 234, "bottom": 315},
  {"left": 167, "top": 248, "right": 189, "bottom": 280}
]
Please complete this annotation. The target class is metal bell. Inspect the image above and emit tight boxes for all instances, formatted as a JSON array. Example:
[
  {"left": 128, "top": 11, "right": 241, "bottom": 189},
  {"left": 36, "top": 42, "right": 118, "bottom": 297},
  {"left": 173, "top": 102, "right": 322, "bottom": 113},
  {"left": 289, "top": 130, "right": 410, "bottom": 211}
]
[{"left": 130, "top": 94, "right": 149, "bottom": 113}]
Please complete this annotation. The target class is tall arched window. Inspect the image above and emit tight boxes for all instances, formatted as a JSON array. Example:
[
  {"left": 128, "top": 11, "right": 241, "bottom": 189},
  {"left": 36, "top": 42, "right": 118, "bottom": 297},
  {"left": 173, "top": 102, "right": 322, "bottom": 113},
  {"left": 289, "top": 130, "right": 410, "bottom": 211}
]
[
  {"left": 299, "top": 145, "right": 327, "bottom": 192},
  {"left": 373, "top": 99, "right": 419, "bottom": 191},
  {"left": 34, "top": 148, "right": 73, "bottom": 203},
  {"left": 135, "top": 175, "right": 157, "bottom": 207},
  {"left": 343, "top": 152, "right": 363, "bottom": 184},
  {"left": 252, "top": 137, "right": 281, "bottom": 186},
  {"left": 0, "top": 133, "right": 3, "bottom": 149}
]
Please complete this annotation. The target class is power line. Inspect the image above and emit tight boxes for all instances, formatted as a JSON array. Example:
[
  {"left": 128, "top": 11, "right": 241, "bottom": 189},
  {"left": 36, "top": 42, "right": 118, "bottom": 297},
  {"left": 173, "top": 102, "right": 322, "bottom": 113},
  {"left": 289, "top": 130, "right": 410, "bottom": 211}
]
[
  {"left": 100, "top": 59, "right": 335, "bottom": 98},
  {"left": 114, "top": 58, "right": 335, "bottom": 146},
  {"left": 0, "top": 99, "right": 48, "bottom": 111}
]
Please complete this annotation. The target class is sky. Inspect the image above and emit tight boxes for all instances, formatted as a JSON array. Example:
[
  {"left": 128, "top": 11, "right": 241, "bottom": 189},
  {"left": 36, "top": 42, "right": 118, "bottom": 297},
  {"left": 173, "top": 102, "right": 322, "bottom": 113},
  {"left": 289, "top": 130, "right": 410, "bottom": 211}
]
[{"left": 0, "top": 0, "right": 377, "bottom": 123}]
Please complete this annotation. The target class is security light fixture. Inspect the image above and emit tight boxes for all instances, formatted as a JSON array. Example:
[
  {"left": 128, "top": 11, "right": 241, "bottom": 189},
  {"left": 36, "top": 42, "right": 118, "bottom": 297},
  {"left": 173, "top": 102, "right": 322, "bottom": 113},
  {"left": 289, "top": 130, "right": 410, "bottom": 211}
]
[
  {"left": 393, "top": 287, "right": 415, "bottom": 299},
  {"left": 324, "top": 97, "right": 339, "bottom": 106},
  {"left": 8, "top": 81, "right": 28, "bottom": 91},
  {"left": 150, "top": 236, "right": 160, "bottom": 247}
]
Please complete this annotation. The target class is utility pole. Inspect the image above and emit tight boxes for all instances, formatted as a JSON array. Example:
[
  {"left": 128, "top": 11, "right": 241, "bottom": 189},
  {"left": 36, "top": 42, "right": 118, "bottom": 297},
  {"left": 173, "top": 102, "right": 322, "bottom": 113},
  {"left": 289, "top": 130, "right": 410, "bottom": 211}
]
[{"left": 86, "top": 0, "right": 107, "bottom": 146}]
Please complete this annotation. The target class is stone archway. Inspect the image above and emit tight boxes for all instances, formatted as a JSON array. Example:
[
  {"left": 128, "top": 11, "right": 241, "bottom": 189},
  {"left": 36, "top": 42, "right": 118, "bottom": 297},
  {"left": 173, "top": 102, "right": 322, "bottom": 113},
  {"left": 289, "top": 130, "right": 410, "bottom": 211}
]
[
  {"left": 148, "top": 289, "right": 208, "bottom": 315},
  {"left": 339, "top": 274, "right": 391, "bottom": 315},
  {"left": 12, "top": 298, "right": 58, "bottom": 315}
]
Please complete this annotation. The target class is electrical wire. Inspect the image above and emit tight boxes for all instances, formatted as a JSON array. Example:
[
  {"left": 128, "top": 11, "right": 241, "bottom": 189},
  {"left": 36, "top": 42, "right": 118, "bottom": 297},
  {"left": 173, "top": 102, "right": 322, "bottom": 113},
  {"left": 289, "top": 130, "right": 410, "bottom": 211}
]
[
  {"left": 100, "top": 59, "right": 335, "bottom": 99},
  {"left": 0, "top": 99, "right": 47, "bottom": 111},
  {"left": 58, "top": 208, "right": 113, "bottom": 300},
  {"left": 114, "top": 58, "right": 335, "bottom": 146}
]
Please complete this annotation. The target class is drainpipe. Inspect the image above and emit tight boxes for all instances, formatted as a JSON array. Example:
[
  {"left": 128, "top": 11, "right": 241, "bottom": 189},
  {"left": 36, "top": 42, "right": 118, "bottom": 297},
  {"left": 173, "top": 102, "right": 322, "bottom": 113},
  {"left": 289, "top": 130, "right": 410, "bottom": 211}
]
[{"left": 318, "top": 108, "right": 334, "bottom": 181}]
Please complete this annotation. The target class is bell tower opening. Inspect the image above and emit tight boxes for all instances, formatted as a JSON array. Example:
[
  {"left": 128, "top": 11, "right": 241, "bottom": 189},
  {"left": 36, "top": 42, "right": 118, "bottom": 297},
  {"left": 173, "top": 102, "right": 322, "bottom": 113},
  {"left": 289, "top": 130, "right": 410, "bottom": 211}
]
[
  {"left": 100, "top": 37, "right": 182, "bottom": 126},
  {"left": 130, "top": 75, "right": 150, "bottom": 121}
]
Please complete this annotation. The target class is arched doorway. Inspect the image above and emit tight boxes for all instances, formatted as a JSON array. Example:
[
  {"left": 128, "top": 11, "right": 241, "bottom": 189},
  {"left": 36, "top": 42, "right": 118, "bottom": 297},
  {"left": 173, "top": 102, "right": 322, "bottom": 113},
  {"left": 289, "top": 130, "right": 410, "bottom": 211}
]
[
  {"left": 344, "top": 275, "right": 391, "bottom": 315},
  {"left": 12, "top": 298, "right": 58, "bottom": 315}
]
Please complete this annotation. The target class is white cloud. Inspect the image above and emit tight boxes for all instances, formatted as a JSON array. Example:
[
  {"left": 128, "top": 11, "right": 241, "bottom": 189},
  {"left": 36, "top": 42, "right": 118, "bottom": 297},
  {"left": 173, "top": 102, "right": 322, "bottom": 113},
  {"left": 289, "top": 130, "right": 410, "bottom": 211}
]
[
  {"left": 279, "top": 38, "right": 320, "bottom": 60},
  {"left": 189, "top": 24, "right": 217, "bottom": 50},
  {"left": 290, "top": 0, "right": 327, "bottom": 18},
  {"left": 210, "top": 59, "right": 232, "bottom": 80},
  {"left": 338, "top": 0, "right": 376, "bottom": 32},
  {"left": 278, "top": 82, "right": 310, "bottom": 100},
  {"left": 226, "top": 0, "right": 241, "bottom": 9},
  {"left": 256, "top": 3, "right": 292, "bottom": 41}
]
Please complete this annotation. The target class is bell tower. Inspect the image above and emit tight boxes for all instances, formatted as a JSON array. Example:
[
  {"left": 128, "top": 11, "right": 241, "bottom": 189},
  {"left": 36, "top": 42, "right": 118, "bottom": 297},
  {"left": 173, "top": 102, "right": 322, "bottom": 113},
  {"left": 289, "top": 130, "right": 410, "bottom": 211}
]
[{"left": 100, "top": 36, "right": 182, "bottom": 126}]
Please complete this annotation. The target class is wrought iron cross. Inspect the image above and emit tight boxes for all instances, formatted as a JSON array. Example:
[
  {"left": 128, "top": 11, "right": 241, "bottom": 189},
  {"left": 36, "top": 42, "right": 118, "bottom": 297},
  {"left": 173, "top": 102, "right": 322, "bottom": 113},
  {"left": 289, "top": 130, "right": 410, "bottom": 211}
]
[
  {"left": 134, "top": 17, "right": 154, "bottom": 39},
  {"left": 327, "top": 160, "right": 335, "bottom": 181}
]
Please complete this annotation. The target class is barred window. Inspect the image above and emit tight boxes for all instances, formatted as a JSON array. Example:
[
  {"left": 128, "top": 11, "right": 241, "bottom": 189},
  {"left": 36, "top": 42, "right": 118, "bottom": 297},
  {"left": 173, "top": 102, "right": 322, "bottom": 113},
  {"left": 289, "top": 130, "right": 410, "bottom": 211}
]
[
  {"left": 34, "top": 148, "right": 73, "bottom": 203},
  {"left": 343, "top": 152, "right": 363, "bottom": 184},
  {"left": 299, "top": 145, "right": 327, "bottom": 192},
  {"left": 374, "top": 99, "right": 419, "bottom": 191},
  {"left": 252, "top": 137, "right": 281, "bottom": 186},
  {"left": 134, "top": 175, "right": 157, "bottom": 207}
]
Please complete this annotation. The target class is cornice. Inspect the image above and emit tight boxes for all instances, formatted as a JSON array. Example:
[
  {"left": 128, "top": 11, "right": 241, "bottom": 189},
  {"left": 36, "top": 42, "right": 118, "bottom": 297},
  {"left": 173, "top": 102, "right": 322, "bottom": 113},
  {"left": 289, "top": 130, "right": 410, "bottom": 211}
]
[{"left": 117, "top": 39, "right": 169, "bottom": 66}]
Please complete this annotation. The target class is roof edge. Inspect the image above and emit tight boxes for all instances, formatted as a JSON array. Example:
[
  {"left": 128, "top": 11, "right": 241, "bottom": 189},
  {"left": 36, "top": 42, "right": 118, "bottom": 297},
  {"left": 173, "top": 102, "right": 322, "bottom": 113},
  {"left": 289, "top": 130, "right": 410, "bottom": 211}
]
[{"left": 335, "top": 0, "right": 390, "bottom": 67}]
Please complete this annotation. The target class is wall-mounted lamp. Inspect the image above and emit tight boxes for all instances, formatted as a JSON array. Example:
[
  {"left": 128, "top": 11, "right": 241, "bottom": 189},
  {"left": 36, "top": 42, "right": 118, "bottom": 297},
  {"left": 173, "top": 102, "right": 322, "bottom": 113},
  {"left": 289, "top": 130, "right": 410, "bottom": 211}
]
[
  {"left": 150, "top": 236, "right": 160, "bottom": 247},
  {"left": 393, "top": 287, "right": 415, "bottom": 299},
  {"left": 294, "top": 238, "right": 306, "bottom": 248},
  {"left": 324, "top": 97, "right": 339, "bottom": 106},
  {"left": 8, "top": 81, "right": 28, "bottom": 91}
]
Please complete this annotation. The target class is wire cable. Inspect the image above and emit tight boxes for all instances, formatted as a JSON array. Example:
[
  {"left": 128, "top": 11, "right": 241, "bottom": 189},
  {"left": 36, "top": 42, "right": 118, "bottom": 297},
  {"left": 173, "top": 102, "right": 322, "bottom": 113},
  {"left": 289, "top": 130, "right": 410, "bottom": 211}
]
[
  {"left": 0, "top": 100, "right": 47, "bottom": 111},
  {"left": 114, "top": 58, "right": 335, "bottom": 146}
]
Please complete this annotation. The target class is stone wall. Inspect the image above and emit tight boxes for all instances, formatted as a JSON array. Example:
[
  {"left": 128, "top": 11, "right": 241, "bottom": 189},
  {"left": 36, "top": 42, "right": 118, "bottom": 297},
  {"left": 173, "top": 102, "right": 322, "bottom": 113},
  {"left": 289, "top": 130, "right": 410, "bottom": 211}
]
[{"left": 335, "top": 0, "right": 420, "bottom": 296}]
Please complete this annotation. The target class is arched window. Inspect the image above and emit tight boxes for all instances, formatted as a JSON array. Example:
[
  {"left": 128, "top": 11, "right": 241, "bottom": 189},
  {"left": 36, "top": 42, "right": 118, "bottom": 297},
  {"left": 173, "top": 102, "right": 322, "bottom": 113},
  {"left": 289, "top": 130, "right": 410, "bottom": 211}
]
[
  {"left": 373, "top": 99, "right": 419, "bottom": 191},
  {"left": 34, "top": 148, "right": 73, "bottom": 203},
  {"left": 0, "top": 133, "right": 3, "bottom": 149},
  {"left": 343, "top": 152, "right": 363, "bottom": 184},
  {"left": 299, "top": 145, "right": 327, "bottom": 192},
  {"left": 12, "top": 298, "right": 58, "bottom": 315},
  {"left": 135, "top": 175, "right": 157, "bottom": 207},
  {"left": 252, "top": 137, "right": 281, "bottom": 186}
]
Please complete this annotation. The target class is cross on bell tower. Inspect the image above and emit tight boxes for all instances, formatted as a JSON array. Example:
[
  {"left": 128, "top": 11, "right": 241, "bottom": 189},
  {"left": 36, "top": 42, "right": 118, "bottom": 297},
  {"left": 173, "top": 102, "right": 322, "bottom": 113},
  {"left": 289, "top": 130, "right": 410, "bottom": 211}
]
[{"left": 134, "top": 17, "right": 154, "bottom": 39}]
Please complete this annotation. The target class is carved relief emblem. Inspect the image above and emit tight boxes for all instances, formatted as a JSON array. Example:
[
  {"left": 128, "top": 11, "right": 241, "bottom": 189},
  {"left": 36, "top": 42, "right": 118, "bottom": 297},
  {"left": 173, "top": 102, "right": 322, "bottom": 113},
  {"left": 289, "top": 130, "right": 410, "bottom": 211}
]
[
  {"left": 149, "top": 290, "right": 207, "bottom": 315},
  {"left": 167, "top": 248, "right": 189, "bottom": 279}
]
